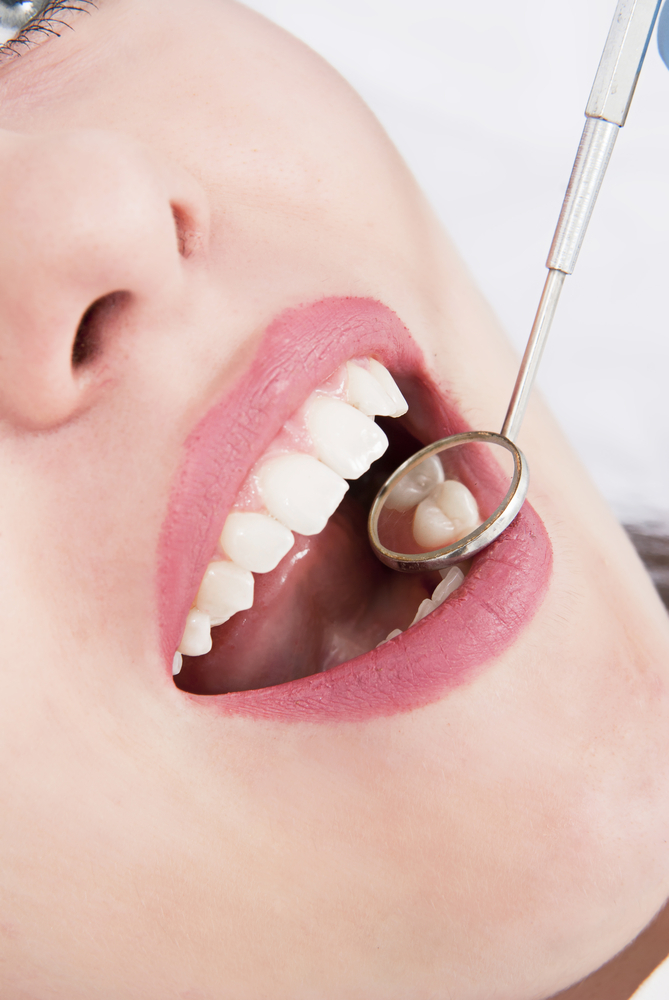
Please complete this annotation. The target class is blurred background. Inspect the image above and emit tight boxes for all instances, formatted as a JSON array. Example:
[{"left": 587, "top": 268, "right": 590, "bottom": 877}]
[{"left": 243, "top": 0, "right": 669, "bottom": 536}]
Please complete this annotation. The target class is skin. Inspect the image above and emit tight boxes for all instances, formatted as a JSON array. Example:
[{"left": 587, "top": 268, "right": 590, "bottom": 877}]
[{"left": 0, "top": 1, "right": 667, "bottom": 997}]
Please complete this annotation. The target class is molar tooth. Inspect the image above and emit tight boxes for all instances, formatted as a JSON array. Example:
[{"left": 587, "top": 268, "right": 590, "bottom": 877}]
[
  {"left": 413, "top": 480, "right": 480, "bottom": 549},
  {"left": 384, "top": 454, "right": 444, "bottom": 512},
  {"left": 172, "top": 652, "right": 183, "bottom": 676},
  {"left": 258, "top": 452, "right": 349, "bottom": 535},
  {"left": 221, "top": 512, "right": 294, "bottom": 574},
  {"left": 368, "top": 359, "right": 408, "bottom": 417},
  {"left": 346, "top": 361, "right": 396, "bottom": 417},
  {"left": 305, "top": 396, "right": 388, "bottom": 480},
  {"left": 432, "top": 566, "right": 465, "bottom": 606},
  {"left": 178, "top": 608, "right": 212, "bottom": 657},
  {"left": 195, "top": 560, "right": 254, "bottom": 626}
]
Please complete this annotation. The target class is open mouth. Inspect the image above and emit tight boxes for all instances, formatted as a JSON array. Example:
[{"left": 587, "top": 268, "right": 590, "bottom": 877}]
[{"left": 160, "top": 298, "right": 552, "bottom": 721}]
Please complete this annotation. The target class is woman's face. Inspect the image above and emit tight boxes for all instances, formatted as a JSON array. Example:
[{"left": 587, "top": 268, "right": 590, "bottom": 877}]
[{"left": 1, "top": 1, "right": 668, "bottom": 996}]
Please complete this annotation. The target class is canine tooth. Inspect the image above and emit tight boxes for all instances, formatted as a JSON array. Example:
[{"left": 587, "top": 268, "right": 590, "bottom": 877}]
[
  {"left": 178, "top": 608, "right": 212, "bottom": 657},
  {"left": 368, "top": 359, "right": 408, "bottom": 417},
  {"left": 384, "top": 454, "right": 444, "bottom": 512},
  {"left": 411, "top": 598, "right": 435, "bottom": 626},
  {"left": 432, "top": 566, "right": 465, "bottom": 606},
  {"left": 195, "top": 560, "right": 254, "bottom": 626},
  {"left": 258, "top": 452, "right": 349, "bottom": 535},
  {"left": 221, "top": 512, "right": 294, "bottom": 574},
  {"left": 172, "top": 652, "right": 183, "bottom": 676},
  {"left": 413, "top": 480, "right": 480, "bottom": 549},
  {"left": 306, "top": 396, "right": 388, "bottom": 480},
  {"left": 346, "top": 361, "right": 396, "bottom": 417},
  {"left": 377, "top": 628, "right": 403, "bottom": 647}
]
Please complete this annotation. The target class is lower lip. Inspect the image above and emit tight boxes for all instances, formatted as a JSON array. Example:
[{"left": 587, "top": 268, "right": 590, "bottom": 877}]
[
  {"left": 160, "top": 297, "right": 553, "bottom": 722},
  {"left": 189, "top": 502, "right": 551, "bottom": 721}
]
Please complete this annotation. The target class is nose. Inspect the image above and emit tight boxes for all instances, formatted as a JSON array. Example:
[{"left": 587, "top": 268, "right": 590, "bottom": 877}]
[{"left": 0, "top": 128, "right": 209, "bottom": 430}]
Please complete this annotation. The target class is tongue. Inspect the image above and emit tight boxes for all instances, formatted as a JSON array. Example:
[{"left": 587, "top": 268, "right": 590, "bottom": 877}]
[{"left": 177, "top": 497, "right": 436, "bottom": 695}]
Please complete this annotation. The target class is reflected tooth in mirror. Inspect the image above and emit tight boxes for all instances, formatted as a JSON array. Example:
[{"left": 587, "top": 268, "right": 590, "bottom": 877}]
[
  {"left": 368, "top": 358, "right": 408, "bottom": 417},
  {"left": 258, "top": 452, "right": 349, "bottom": 535},
  {"left": 178, "top": 608, "right": 213, "bottom": 657},
  {"left": 411, "top": 598, "right": 435, "bottom": 626},
  {"left": 384, "top": 454, "right": 444, "bottom": 512},
  {"left": 172, "top": 651, "right": 183, "bottom": 676},
  {"left": 346, "top": 361, "right": 396, "bottom": 416},
  {"left": 413, "top": 496, "right": 456, "bottom": 549},
  {"left": 221, "top": 511, "right": 294, "bottom": 573},
  {"left": 305, "top": 396, "right": 388, "bottom": 480},
  {"left": 432, "top": 566, "right": 465, "bottom": 606},
  {"left": 434, "top": 480, "right": 480, "bottom": 533},
  {"left": 413, "top": 480, "right": 480, "bottom": 549},
  {"left": 195, "top": 560, "right": 254, "bottom": 626}
]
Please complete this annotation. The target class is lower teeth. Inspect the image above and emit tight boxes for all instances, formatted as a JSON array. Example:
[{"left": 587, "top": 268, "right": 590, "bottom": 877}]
[{"left": 377, "top": 565, "right": 465, "bottom": 646}]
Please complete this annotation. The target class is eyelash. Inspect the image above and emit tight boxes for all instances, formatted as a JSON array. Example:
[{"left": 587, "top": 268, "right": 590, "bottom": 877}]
[{"left": 1, "top": 0, "right": 96, "bottom": 58}]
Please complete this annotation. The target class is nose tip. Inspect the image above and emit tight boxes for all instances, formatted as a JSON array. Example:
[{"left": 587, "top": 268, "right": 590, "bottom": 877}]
[{"left": 0, "top": 128, "right": 209, "bottom": 430}]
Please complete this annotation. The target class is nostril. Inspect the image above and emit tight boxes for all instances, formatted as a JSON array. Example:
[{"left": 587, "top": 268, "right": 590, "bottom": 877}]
[
  {"left": 171, "top": 202, "right": 201, "bottom": 258},
  {"left": 72, "top": 291, "right": 127, "bottom": 368}
]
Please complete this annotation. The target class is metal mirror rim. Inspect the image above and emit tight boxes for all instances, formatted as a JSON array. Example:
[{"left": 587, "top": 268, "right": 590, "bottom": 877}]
[{"left": 367, "top": 431, "right": 529, "bottom": 573}]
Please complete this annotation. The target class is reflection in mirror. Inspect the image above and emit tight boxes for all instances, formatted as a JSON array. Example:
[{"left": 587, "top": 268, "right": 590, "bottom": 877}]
[{"left": 372, "top": 434, "right": 523, "bottom": 566}]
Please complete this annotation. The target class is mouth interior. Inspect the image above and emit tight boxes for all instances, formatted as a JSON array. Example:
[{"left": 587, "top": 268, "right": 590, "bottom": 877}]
[{"left": 175, "top": 418, "right": 443, "bottom": 695}]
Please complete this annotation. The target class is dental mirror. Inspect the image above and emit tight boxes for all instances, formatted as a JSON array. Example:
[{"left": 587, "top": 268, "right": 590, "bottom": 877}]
[{"left": 369, "top": 0, "right": 663, "bottom": 573}]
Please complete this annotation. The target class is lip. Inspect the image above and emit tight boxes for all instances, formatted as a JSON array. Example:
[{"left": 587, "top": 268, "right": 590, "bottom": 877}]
[{"left": 158, "top": 296, "right": 553, "bottom": 721}]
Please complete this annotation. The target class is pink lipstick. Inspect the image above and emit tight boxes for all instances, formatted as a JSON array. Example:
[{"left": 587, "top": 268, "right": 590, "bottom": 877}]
[{"left": 158, "top": 297, "right": 553, "bottom": 721}]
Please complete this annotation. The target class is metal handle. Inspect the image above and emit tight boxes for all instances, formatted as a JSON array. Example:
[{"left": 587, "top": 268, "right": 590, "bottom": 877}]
[
  {"left": 587, "top": 0, "right": 663, "bottom": 125},
  {"left": 501, "top": 0, "right": 663, "bottom": 443},
  {"left": 502, "top": 269, "right": 565, "bottom": 441},
  {"left": 546, "top": 117, "right": 619, "bottom": 274}
]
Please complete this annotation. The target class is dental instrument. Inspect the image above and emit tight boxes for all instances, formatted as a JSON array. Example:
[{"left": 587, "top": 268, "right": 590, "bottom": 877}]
[{"left": 368, "top": 0, "right": 665, "bottom": 573}]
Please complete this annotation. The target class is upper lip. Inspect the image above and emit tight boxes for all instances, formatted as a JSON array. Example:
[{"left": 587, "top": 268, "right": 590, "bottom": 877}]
[{"left": 158, "top": 296, "right": 553, "bottom": 721}]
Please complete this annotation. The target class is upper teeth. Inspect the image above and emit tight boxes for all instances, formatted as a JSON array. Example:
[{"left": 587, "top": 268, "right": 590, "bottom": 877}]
[
  {"left": 305, "top": 395, "right": 389, "bottom": 480},
  {"left": 176, "top": 358, "right": 408, "bottom": 661},
  {"left": 194, "top": 560, "right": 255, "bottom": 627},
  {"left": 178, "top": 608, "right": 214, "bottom": 658},
  {"left": 345, "top": 359, "right": 406, "bottom": 417},
  {"left": 258, "top": 452, "right": 349, "bottom": 536},
  {"left": 220, "top": 511, "right": 294, "bottom": 573}
]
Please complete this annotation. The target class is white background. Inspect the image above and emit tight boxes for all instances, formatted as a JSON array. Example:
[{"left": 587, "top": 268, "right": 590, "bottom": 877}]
[
  {"left": 243, "top": 0, "right": 669, "bottom": 530},
  {"left": 633, "top": 954, "right": 669, "bottom": 999}
]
